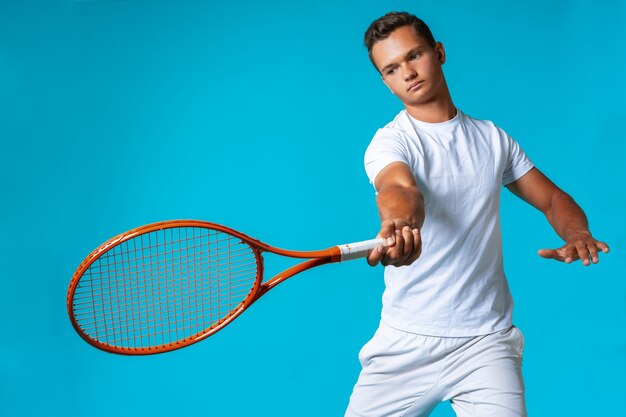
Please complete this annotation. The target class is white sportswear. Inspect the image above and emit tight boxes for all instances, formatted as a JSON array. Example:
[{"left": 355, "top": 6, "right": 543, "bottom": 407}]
[
  {"left": 345, "top": 321, "right": 526, "bottom": 417},
  {"left": 364, "top": 109, "right": 534, "bottom": 337}
]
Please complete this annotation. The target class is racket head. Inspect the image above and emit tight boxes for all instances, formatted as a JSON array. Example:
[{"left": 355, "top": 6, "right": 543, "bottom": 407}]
[{"left": 67, "top": 220, "right": 265, "bottom": 355}]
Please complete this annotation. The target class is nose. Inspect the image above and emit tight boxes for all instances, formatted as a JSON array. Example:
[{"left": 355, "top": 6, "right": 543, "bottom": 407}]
[{"left": 402, "top": 63, "right": 417, "bottom": 81}]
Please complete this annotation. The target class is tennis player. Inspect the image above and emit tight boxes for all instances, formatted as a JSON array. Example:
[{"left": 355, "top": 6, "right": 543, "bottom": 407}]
[{"left": 345, "top": 11, "right": 610, "bottom": 417}]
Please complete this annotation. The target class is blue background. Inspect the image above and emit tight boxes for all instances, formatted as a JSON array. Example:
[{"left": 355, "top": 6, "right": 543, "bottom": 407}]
[{"left": 1, "top": 1, "right": 624, "bottom": 416}]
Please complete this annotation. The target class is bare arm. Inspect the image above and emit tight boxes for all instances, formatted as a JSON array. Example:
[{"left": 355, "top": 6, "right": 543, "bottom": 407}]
[
  {"left": 366, "top": 161, "right": 425, "bottom": 267},
  {"left": 506, "top": 167, "right": 609, "bottom": 265}
]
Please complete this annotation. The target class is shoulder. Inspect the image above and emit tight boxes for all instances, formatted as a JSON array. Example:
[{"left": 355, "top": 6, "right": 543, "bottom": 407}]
[
  {"left": 364, "top": 112, "right": 418, "bottom": 177},
  {"left": 460, "top": 111, "right": 503, "bottom": 134},
  {"left": 460, "top": 111, "right": 513, "bottom": 145},
  {"left": 375, "top": 110, "right": 417, "bottom": 137},
  {"left": 369, "top": 110, "right": 418, "bottom": 147}
]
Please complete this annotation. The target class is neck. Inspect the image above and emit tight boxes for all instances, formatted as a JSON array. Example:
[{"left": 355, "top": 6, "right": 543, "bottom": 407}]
[{"left": 404, "top": 91, "right": 456, "bottom": 123}]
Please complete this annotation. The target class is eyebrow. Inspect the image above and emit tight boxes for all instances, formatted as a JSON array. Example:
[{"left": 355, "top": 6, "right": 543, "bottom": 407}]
[{"left": 379, "top": 46, "right": 424, "bottom": 74}]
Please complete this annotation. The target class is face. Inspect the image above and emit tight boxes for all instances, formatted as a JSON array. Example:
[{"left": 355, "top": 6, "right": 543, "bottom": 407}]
[{"left": 371, "top": 25, "right": 448, "bottom": 107}]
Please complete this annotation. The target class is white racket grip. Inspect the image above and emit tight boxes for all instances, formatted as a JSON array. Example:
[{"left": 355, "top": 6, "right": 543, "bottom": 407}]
[{"left": 337, "top": 237, "right": 386, "bottom": 261}]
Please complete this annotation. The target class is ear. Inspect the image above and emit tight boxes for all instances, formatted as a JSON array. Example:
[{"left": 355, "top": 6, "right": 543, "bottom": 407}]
[{"left": 435, "top": 41, "right": 446, "bottom": 65}]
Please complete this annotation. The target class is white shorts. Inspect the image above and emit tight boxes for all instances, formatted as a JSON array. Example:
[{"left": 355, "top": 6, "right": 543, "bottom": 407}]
[{"left": 345, "top": 320, "right": 526, "bottom": 417}]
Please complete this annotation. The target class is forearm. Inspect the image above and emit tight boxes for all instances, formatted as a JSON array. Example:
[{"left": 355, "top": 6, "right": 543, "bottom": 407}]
[
  {"left": 507, "top": 167, "right": 608, "bottom": 264},
  {"left": 545, "top": 191, "right": 590, "bottom": 241},
  {"left": 376, "top": 184, "right": 425, "bottom": 229}
]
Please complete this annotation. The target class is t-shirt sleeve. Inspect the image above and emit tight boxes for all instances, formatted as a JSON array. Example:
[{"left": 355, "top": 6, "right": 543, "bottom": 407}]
[
  {"left": 501, "top": 129, "right": 534, "bottom": 186},
  {"left": 364, "top": 129, "right": 411, "bottom": 189}
]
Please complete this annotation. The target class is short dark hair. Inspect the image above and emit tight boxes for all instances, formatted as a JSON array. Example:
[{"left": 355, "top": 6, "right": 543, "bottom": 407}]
[{"left": 364, "top": 12, "right": 436, "bottom": 70}]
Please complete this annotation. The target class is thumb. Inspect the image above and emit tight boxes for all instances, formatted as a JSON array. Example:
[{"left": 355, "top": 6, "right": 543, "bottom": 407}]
[
  {"left": 379, "top": 221, "right": 397, "bottom": 247},
  {"left": 538, "top": 248, "right": 562, "bottom": 261},
  {"left": 366, "top": 243, "right": 387, "bottom": 267}
]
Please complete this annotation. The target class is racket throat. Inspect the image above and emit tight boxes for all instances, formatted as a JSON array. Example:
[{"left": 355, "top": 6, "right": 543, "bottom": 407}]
[{"left": 258, "top": 257, "right": 331, "bottom": 297}]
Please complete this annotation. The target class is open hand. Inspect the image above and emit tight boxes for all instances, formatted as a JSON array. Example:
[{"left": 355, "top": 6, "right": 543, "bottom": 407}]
[{"left": 538, "top": 233, "right": 609, "bottom": 266}]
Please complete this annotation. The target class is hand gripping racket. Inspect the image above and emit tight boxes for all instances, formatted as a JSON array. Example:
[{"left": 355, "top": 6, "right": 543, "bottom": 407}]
[{"left": 67, "top": 220, "right": 384, "bottom": 355}]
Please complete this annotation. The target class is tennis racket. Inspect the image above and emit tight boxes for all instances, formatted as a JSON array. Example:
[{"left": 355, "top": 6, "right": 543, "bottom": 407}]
[{"left": 67, "top": 220, "right": 384, "bottom": 355}]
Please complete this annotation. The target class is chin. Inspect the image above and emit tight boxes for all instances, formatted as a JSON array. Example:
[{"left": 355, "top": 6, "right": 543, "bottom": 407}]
[
  {"left": 402, "top": 97, "right": 430, "bottom": 107},
  {"left": 406, "top": 91, "right": 436, "bottom": 107}
]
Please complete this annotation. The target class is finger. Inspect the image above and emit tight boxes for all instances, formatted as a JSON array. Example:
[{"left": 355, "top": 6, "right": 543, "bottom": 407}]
[
  {"left": 379, "top": 221, "right": 397, "bottom": 247},
  {"left": 401, "top": 226, "right": 414, "bottom": 258},
  {"left": 386, "top": 229, "right": 405, "bottom": 264},
  {"left": 382, "top": 229, "right": 405, "bottom": 266},
  {"left": 367, "top": 244, "right": 387, "bottom": 267},
  {"left": 397, "top": 226, "right": 415, "bottom": 266},
  {"left": 595, "top": 241, "right": 610, "bottom": 254},
  {"left": 587, "top": 243, "right": 600, "bottom": 264},
  {"left": 538, "top": 249, "right": 563, "bottom": 261},
  {"left": 413, "top": 228, "right": 422, "bottom": 259},
  {"left": 562, "top": 246, "right": 580, "bottom": 264},
  {"left": 403, "top": 228, "right": 422, "bottom": 265},
  {"left": 537, "top": 249, "right": 559, "bottom": 259},
  {"left": 574, "top": 243, "right": 590, "bottom": 266}
]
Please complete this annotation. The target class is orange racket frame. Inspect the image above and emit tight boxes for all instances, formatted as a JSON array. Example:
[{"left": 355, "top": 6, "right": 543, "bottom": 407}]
[{"left": 67, "top": 220, "right": 383, "bottom": 355}]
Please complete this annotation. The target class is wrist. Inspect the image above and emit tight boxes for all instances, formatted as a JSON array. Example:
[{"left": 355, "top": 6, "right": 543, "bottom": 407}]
[{"left": 563, "top": 229, "right": 591, "bottom": 242}]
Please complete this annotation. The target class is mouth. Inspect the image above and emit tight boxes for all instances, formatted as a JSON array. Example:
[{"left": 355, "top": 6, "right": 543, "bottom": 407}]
[{"left": 407, "top": 80, "right": 424, "bottom": 92}]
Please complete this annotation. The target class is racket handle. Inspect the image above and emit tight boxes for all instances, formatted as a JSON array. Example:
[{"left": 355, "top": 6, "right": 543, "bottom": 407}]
[{"left": 337, "top": 237, "right": 387, "bottom": 261}]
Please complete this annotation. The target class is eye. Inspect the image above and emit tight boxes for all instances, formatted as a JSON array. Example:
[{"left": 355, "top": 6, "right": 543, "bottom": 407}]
[
  {"left": 409, "top": 52, "right": 421, "bottom": 60},
  {"left": 385, "top": 67, "right": 397, "bottom": 76}
]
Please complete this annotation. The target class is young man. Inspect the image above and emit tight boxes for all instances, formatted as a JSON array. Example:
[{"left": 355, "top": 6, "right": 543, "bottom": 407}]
[{"left": 345, "top": 12, "right": 610, "bottom": 417}]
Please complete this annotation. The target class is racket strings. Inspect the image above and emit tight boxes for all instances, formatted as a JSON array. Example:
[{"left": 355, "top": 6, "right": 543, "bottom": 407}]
[{"left": 72, "top": 227, "right": 259, "bottom": 350}]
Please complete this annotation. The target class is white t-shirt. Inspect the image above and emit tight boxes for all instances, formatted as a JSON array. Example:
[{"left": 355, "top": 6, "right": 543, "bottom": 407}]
[{"left": 364, "top": 109, "right": 534, "bottom": 337}]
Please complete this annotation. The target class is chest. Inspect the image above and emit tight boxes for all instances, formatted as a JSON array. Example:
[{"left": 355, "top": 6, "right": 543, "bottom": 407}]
[{"left": 408, "top": 127, "right": 505, "bottom": 204}]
